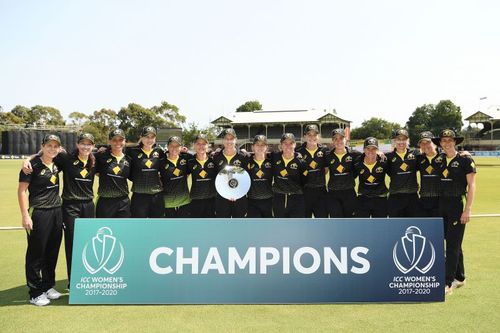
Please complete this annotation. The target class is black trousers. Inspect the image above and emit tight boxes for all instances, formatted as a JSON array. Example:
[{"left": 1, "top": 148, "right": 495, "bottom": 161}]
[
  {"left": 62, "top": 200, "right": 94, "bottom": 286},
  {"left": 272, "top": 193, "right": 305, "bottom": 218},
  {"left": 25, "top": 207, "right": 63, "bottom": 298},
  {"left": 247, "top": 198, "right": 273, "bottom": 218},
  {"left": 417, "top": 196, "right": 440, "bottom": 217},
  {"left": 355, "top": 195, "right": 388, "bottom": 218},
  {"left": 387, "top": 193, "right": 418, "bottom": 217},
  {"left": 326, "top": 189, "right": 357, "bottom": 218},
  {"left": 130, "top": 192, "right": 164, "bottom": 218},
  {"left": 440, "top": 196, "right": 466, "bottom": 287},
  {"left": 165, "top": 204, "right": 190, "bottom": 218},
  {"left": 303, "top": 187, "right": 328, "bottom": 218},
  {"left": 189, "top": 198, "right": 216, "bottom": 218},
  {"left": 215, "top": 194, "right": 247, "bottom": 218},
  {"left": 95, "top": 196, "right": 131, "bottom": 218}
]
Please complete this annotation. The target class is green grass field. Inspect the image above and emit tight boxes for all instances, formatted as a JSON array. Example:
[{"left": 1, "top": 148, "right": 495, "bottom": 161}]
[{"left": 1, "top": 158, "right": 499, "bottom": 332}]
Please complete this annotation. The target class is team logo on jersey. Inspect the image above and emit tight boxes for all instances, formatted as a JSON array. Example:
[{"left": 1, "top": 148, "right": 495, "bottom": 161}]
[
  {"left": 407, "top": 154, "right": 415, "bottom": 160},
  {"left": 392, "top": 157, "right": 397, "bottom": 162},
  {"left": 360, "top": 169, "right": 365, "bottom": 174},
  {"left": 193, "top": 165, "right": 198, "bottom": 170},
  {"left": 435, "top": 156, "right": 443, "bottom": 163},
  {"left": 82, "top": 227, "right": 125, "bottom": 275},
  {"left": 451, "top": 161, "right": 459, "bottom": 168},
  {"left": 276, "top": 160, "right": 282, "bottom": 165},
  {"left": 153, "top": 152, "right": 159, "bottom": 158},
  {"left": 219, "top": 160, "right": 224, "bottom": 166},
  {"left": 265, "top": 162, "right": 272, "bottom": 168},
  {"left": 107, "top": 158, "right": 113, "bottom": 163},
  {"left": 317, "top": 151, "right": 324, "bottom": 157},
  {"left": 40, "top": 169, "right": 46, "bottom": 175},
  {"left": 123, "top": 161, "right": 129, "bottom": 167},
  {"left": 345, "top": 156, "right": 353, "bottom": 162},
  {"left": 73, "top": 160, "right": 80, "bottom": 165},
  {"left": 233, "top": 160, "right": 242, "bottom": 167},
  {"left": 207, "top": 162, "right": 215, "bottom": 168},
  {"left": 138, "top": 153, "right": 143, "bottom": 159},
  {"left": 376, "top": 166, "right": 384, "bottom": 173},
  {"left": 393, "top": 226, "right": 435, "bottom": 274},
  {"left": 179, "top": 159, "right": 186, "bottom": 166},
  {"left": 290, "top": 163, "right": 298, "bottom": 170}
]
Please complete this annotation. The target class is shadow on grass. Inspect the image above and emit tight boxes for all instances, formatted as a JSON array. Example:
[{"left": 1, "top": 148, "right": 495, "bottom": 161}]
[{"left": 0, "top": 279, "right": 70, "bottom": 307}]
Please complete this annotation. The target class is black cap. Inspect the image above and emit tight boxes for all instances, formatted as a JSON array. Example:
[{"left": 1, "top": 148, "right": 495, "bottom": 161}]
[
  {"left": 194, "top": 133, "right": 208, "bottom": 143},
  {"left": 78, "top": 133, "right": 95, "bottom": 144},
  {"left": 167, "top": 136, "right": 182, "bottom": 146},
  {"left": 280, "top": 133, "right": 296, "bottom": 143},
  {"left": 42, "top": 134, "right": 61, "bottom": 145},
  {"left": 432, "top": 129, "right": 464, "bottom": 146},
  {"left": 141, "top": 126, "right": 157, "bottom": 137},
  {"left": 392, "top": 129, "right": 409, "bottom": 139},
  {"left": 418, "top": 131, "right": 434, "bottom": 144},
  {"left": 331, "top": 128, "right": 345, "bottom": 137},
  {"left": 109, "top": 129, "right": 125, "bottom": 140},
  {"left": 253, "top": 135, "right": 268, "bottom": 144},
  {"left": 304, "top": 124, "right": 319, "bottom": 135},
  {"left": 222, "top": 128, "right": 237, "bottom": 138},
  {"left": 363, "top": 137, "right": 379, "bottom": 149}
]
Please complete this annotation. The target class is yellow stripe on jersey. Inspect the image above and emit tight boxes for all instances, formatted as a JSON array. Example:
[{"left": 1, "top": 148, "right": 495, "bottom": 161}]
[
  {"left": 364, "top": 162, "right": 376, "bottom": 173},
  {"left": 168, "top": 157, "right": 179, "bottom": 166}
]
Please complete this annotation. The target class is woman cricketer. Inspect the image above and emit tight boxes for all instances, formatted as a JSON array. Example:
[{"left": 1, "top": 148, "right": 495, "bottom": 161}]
[
  {"left": 246, "top": 135, "right": 273, "bottom": 218},
  {"left": 18, "top": 134, "right": 63, "bottom": 306},
  {"left": 432, "top": 129, "right": 476, "bottom": 295}
]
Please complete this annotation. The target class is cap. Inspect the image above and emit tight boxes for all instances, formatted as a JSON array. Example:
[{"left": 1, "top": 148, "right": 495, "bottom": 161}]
[
  {"left": 392, "top": 129, "right": 409, "bottom": 139},
  {"left": 432, "top": 129, "right": 464, "bottom": 146},
  {"left": 418, "top": 131, "right": 434, "bottom": 144},
  {"left": 304, "top": 124, "right": 319, "bottom": 135},
  {"left": 194, "top": 133, "right": 209, "bottom": 143},
  {"left": 109, "top": 129, "right": 125, "bottom": 140},
  {"left": 253, "top": 135, "right": 268, "bottom": 144},
  {"left": 222, "top": 128, "right": 237, "bottom": 138},
  {"left": 280, "top": 133, "right": 296, "bottom": 143},
  {"left": 363, "top": 137, "right": 379, "bottom": 149},
  {"left": 78, "top": 133, "right": 95, "bottom": 144},
  {"left": 331, "top": 128, "right": 345, "bottom": 137},
  {"left": 167, "top": 136, "right": 182, "bottom": 146},
  {"left": 42, "top": 134, "right": 61, "bottom": 145},
  {"left": 140, "top": 126, "right": 157, "bottom": 137}
]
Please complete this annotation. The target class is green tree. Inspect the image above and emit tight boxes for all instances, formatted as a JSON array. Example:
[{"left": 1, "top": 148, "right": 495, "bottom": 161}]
[
  {"left": 68, "top": 112, "right": 89, "bottom": 126},
  {"left": 406, "top": 100, "right": 463, "bottom": 146},
  {"left": 10, "top": 105, "right": 30, "bottom": 121},
  {"left": 28, "top": 105, "right": 66, "bottom": 126},
  {"left": 182, "top": 122, "right": 218, "bottom": 147},
  {"left": 85, "top": 108, "right": 119, "bottom": 144},
  {"left": 350, "top": 117, "right": 401, "bottom": 140},
  {"left": 236, "top": 100, "right": 263, "bottom": 112}
]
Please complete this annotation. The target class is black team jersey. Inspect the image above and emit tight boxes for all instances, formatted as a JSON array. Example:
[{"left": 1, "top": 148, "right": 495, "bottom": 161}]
[
  {"left": 212, "top": 150, "right": 250, "bottom": 172},
  {"left": 386, "top": 149, "right": 420, "bottom": 194},
  {"left": 160, "top": 153, "right": 192, "bottom": 208},
  {"left": 187, "top": 157, "right": 217, "bottom": 200},
  {"left": 325, "top": 148, "right": 362, "bottom": 191},
  {"left": 95, "top": 151, "right": 131, "bottom": 198},
  {"left": 438, "top": 153, "right": 476, "bottom": 197},
  {"left": 417, "top": 153, "right": 443, "bottom": 198},
  {"left": 354, "top": 156, "right": 389, "bottom": 197},
  {"left": 272, "top": 152, "right": 308, "bottom": 195},
  {"left": 54, "top": 151, "right": 96, "bottom": 201},
  {"left": 19, "top": 156, "right": 62, "bottom": 208},
  {"left": 247, "top": 157, "right": 273, "bottom": 200},
  {"left": 127, "top": 146, "right": 165, "bottom": 194},
  {"left": 296, "top": 143, "right": 328, "bottom": 189}
]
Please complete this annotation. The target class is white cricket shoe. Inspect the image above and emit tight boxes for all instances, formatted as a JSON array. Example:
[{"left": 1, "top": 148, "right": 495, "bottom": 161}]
[
  {"left": 30, "top": 293, "right": 51, "bottom": 306},
  {"left": 45, "top": 288, "right": 62, "bottom": 300},
  {"left": 452, "top": 279, "right": 466, "bottom": 289},
  {"left": 445, "top": 285, "right": 453, "bottom": 295}
]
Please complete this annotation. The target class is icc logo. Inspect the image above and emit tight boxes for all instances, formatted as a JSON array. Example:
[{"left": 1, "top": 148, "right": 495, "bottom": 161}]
[
  {"left": 82, "top": 227, "right": 125, "bottom": 275},
  {"left": 393, "top": 226, "right": 435, "bottom": 274}
]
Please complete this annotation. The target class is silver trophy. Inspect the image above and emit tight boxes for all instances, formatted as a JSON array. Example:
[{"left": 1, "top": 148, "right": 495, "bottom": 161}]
[{"left": 215, "top": 165, "right": 251, "bottom": 200}]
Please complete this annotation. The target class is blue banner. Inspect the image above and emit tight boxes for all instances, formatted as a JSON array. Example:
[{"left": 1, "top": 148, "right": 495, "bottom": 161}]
[{"left": 69, "top": 218, "right": 444, "bottom": 304}]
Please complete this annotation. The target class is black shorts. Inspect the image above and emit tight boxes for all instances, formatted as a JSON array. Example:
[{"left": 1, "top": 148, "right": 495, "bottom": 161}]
[
  {"left": 130, "top": 192, "right": 164, "bottom": 218},
  {"left": 387, "top": 193, "right": 418, "bottom": 217},
  {"left": 96, "top": 196, "right": 131, "bottom": 218},
  {"left": 303, "top": 187, "right": 328, "bottom": 218},
  {"left": 272, "top": 193, "right": 305, "bottom": 218},
  {"left": 189, "top": 198, "right": 216, "bottom": 218},
  {"left": 26, "top": 207, "right": 63, "bottom": 298},
  {"left": 247, "top": 198, "right": 273, "bottom": 218},
  {"left": 355, "top": 195, "right": 387, "bottom": 218},
  {"left": 326, "top": 189, "right": 357, "bottom": 218},
  {"left": 215, "top": 194, "right": 247, "bottom": 218},
  {"left": 417, "top": 196, "right": 440, "bottom": 217}
]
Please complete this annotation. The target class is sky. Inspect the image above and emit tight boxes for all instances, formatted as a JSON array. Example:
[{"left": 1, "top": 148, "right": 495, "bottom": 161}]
[{"left": 0, "top": 0, "right": 499, "bottom": 128}]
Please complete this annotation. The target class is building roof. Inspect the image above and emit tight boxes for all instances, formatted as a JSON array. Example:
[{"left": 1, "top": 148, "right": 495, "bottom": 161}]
[
  {"left": 466, "top": 105, "right": 500, "bottom": 122},
  {"left": 211, "top": 109, "right": 350, "bottom": 125}
]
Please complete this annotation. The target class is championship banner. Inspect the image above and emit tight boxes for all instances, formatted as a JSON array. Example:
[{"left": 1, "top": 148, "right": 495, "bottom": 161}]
[{"left": 69, "top": 218, "right": 444, "bottom": 304}]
